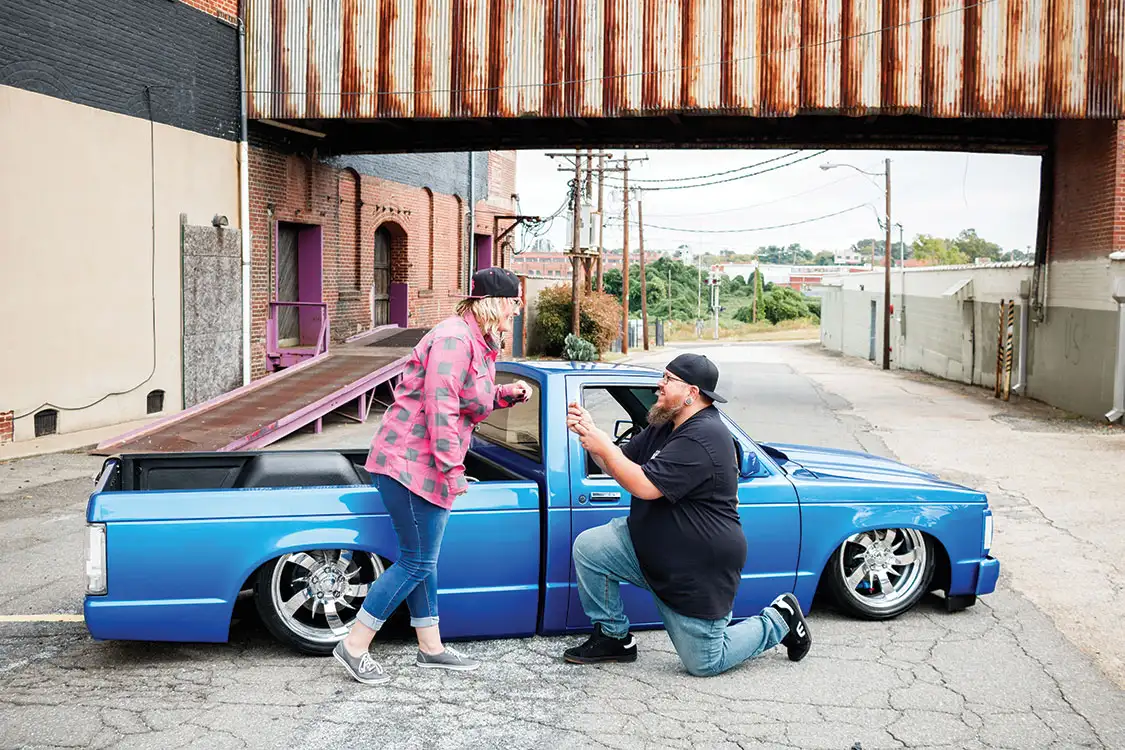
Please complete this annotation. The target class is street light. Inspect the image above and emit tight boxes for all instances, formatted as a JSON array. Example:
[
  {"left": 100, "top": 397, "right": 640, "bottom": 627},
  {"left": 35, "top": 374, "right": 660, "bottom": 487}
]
[{"left": 821, "top": 159, "right": 893, "bottom": 370}]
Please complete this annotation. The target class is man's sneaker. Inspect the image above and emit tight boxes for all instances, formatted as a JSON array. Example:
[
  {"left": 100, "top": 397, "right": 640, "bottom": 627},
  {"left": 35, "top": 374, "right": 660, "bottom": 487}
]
[
  {"left": 416, "top": 646, "right": 480, "bottom": 671},
  {"left": 333, "top": 641, "right": 391, "bottom": 685},
  {"left": 563, "top": 624, "right": 638, "bottom": 664},
  {"left": 770, "top": 593, "right": 812, "bottom": 662}
]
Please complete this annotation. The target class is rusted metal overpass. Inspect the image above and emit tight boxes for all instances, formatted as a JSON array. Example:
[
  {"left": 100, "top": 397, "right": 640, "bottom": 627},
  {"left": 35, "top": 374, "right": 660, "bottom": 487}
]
[{"left": 243, "top": 0, "right": 1124, "bottom": 152}]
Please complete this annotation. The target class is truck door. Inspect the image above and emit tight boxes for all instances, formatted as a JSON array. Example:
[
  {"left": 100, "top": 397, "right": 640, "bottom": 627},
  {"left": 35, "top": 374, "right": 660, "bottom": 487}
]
[{"left": 564, "top": 377, "right": 801, "bottom": 631}]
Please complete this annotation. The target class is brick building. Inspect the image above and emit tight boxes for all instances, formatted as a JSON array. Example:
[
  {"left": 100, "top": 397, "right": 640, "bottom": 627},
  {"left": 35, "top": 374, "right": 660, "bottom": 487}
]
[
  {"left": 247, "top": 129, "right": 518, "bottom": 379},
  {"left": 0, "top": 0, "right": 517, "bottom": 446}
]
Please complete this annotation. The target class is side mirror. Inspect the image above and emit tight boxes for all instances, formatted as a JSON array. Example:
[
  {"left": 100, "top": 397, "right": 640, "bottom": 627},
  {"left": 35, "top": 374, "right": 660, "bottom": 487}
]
[
  {"left": 740, "top": 450, "right": 761, "bottom": 478},
  {"left": 613, "top": 420, "right": 634, "bottom": 440}
]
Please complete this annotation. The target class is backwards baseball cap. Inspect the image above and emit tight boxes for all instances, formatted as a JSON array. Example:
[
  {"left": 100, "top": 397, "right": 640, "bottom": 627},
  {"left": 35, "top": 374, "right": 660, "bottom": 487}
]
[
  {"left": 467, "top": 266, "right": 521, "bottom": 299},
  {"left": 666, "top": 353, "right": 727, "bottom": 404}
]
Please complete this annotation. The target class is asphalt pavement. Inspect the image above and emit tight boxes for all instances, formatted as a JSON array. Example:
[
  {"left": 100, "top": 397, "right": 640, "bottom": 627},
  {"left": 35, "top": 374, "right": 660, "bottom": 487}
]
[{"left": 2, "top": 340, "right": 1124, "bottom": 749}]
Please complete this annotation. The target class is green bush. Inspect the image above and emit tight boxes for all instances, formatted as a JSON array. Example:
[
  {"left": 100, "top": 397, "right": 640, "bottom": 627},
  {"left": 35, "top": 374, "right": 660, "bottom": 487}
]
[
  {"left": 806, "top": 297, "right": 822, "bottom": 320},
  {"left": 563, "top": 334, "right": 597, "bottom": 361},
  {"left": 733, "top": 305, "right": 755, "bottom": 324},
  {"left": 762, "top": 286, "right": 810, "bottom": 324},
  {"left": 534, "top": 284, "right": 623, "bottom": 357}
]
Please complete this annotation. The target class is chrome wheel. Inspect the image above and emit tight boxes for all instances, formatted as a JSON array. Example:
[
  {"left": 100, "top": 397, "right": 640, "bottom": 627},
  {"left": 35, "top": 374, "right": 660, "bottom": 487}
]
[
  {"left": 259, "top": 549, "right": 383, "bottom": 651},
  {"left": 831, "top": 528, "right": 933, "bottom": 618}
]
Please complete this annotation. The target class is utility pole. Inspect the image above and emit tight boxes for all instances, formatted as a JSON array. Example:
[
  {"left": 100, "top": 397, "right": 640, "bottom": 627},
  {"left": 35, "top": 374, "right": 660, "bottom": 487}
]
[
  {"left": 696, "top": 254, "right": 702, "bottom": 338},
  {"left": 667, "top": 265, "right": 672, "bottom": 321},
  {"left": 612, "top": 153, "right": 647, "bottom": 354},
  {"left": 597, "top": 153, "right": 606, "bottom": 291},
  {"left": 571, "top": 150, "right": 583, "bottom": 335},
  {"left": 883, "top": 158, "right": 892, "bottom": 371},
  {"left": 638, "top": 194, "right": 649, "bottom": 350},
  {"left": 584, "top": 148, "right": 594, "bottom": 293}
]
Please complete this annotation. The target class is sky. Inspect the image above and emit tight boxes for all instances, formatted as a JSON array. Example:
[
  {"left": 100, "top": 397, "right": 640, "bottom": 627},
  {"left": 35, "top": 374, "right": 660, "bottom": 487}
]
[{"left": 512, "top": 147, "right": 1042, "bottom": 260}]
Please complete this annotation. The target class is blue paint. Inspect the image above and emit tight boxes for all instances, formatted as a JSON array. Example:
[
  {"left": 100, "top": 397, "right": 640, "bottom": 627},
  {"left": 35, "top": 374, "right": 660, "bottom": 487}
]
[{"left": 85, "top": 361, "right": 999, "bottom": 646}]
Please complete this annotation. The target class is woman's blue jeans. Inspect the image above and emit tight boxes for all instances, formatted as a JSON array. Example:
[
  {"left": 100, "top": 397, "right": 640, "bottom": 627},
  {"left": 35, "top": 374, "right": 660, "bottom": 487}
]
[{"left": 356, "top": 476, "right": 451, "bottom": 631}]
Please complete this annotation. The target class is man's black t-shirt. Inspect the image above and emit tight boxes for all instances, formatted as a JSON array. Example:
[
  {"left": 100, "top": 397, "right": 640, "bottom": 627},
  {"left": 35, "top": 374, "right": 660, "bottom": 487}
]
[{"left": 622, "top": 406, "right": 747, "bottom": 620}]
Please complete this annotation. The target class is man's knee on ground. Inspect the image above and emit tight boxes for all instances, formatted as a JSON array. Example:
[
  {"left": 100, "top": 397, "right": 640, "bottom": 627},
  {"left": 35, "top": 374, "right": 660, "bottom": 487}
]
[{"left": 681, "top": 655, "right": 725, "bottom": 678}]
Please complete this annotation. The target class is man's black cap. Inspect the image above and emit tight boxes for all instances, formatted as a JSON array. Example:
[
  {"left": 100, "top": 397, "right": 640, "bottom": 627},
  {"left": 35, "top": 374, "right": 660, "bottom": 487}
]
[
  {"left": 667, "top": 353, "right": 727, "bottom": 404},
  {"left": 467, "top": 266, "right": 521, "bottom": 299}
]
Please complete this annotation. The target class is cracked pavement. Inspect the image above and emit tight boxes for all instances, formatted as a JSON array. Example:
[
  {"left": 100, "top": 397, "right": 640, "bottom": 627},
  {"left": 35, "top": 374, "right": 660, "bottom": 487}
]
[{"left": 2, "top": 341, "right": 1124, "bottom": 749}]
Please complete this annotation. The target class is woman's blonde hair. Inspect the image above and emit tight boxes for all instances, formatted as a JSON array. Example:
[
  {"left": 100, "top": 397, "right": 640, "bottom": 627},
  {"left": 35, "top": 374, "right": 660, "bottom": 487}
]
[{"left": 456, "top": 296, "right": 513, "bottom": 341}]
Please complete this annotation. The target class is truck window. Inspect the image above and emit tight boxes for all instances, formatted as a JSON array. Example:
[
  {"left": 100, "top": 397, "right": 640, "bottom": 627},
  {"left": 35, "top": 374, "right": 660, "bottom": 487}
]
[
  {"left": 475, "top": 372, "right": 542, "bottom": 462},
  {"left": 581, "top": 385, "right": 658, "bottom": 476}
]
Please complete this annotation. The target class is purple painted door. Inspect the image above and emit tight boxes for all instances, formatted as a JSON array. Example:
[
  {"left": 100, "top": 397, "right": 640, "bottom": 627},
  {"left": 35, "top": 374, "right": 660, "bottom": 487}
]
[
  {"left": 276, "top": 222, "right": 323, "bottom": 348},
  {"left": 475, "top": 234, "right": 493, "bottom": 270},
  {"left": 389, "top": 283, "right": 408, "bottom": 327}
]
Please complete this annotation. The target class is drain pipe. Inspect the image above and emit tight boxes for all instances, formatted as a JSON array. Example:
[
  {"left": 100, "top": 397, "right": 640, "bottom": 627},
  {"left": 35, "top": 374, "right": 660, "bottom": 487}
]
[
  {"left": 467, "top": 152, "right": 476, "bottom": 279},
  {"left": 1013, "top": 278, "right": 1031, "bottom": 395},
  {"left": 237, "top": 11, "right": 252, "bottom": 385},
  {"left": 1106, "top": 257, "right": 1125, "bottom": 423}
]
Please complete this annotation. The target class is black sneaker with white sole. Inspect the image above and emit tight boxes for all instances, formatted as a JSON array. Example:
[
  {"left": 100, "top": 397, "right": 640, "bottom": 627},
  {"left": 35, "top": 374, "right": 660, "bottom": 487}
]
[
  {"left": 563, "top": 624, "right": 638, "bottom": 664},
  {"left": 770, "top": 593, "right": 812, "bottom": 662}
]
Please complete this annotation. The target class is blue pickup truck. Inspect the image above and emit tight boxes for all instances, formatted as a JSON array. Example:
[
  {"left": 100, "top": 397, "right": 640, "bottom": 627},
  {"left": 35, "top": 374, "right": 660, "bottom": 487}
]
[{"left": 83, "top": 361, "right": 999, "bottom": 655}]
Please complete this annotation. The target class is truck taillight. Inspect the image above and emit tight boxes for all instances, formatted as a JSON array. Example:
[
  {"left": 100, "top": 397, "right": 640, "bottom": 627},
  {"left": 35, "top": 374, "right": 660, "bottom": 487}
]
[
  {"left": 85, "top": 524, "right": 107, "bottom": 595},
  {"left": 982, "top": 510, "right": 994, "bottom": 555}
]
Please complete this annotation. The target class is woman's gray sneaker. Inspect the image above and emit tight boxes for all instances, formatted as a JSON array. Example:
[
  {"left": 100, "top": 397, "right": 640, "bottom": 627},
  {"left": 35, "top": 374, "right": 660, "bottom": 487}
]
[
  {"left": 333, "top": 641, "right": 391, "bottom": 685},
  {"left": 416, "top": 646, "right": 480, "bottom": 671}
]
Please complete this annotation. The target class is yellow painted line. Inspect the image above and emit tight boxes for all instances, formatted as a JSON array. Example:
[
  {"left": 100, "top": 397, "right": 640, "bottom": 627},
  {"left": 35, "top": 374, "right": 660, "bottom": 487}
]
[{"left": 0, "top": 614, "right": 85, "bottom": 623}]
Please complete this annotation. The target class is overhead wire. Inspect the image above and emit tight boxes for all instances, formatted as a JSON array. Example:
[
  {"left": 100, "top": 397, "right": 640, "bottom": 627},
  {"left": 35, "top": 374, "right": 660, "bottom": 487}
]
[{"left": 621, "top": 204, "right": 873, "bottom": 234}]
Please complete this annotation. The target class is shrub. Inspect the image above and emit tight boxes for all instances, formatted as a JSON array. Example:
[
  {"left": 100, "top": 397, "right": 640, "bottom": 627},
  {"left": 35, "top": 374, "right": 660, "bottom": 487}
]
[
  {"left": 534, "top": 284, "right": 622, "bottom": 357},
  {"left": 563, "top": 334, "right": 597, "bottom": 361},
  {"left": 733, "top": 305, "right": 755, "bottom": 324},
  {"left": 805, "top": 297, "right": 822, "bottom": 320},
  {"left": 762, "top": 286, "right": 810, "bottom": 324}
]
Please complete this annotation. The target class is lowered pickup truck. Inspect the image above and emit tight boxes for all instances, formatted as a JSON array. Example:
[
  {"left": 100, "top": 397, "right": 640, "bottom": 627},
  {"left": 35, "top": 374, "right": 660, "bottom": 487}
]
[{"left": 84, "top": 361, "right": 999, "bottom": 655}]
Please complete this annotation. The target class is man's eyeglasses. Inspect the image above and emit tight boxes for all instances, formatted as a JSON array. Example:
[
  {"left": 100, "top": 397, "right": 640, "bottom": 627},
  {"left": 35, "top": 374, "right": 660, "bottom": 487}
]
[{"left": 659, "top": 373, "right": 689, "bottom": 386}]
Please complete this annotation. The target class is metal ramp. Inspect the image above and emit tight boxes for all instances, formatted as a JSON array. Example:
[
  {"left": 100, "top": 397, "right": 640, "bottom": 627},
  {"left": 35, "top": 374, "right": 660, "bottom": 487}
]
[{"left": 93, "top": 326, "right": 429, "bottom": 455}]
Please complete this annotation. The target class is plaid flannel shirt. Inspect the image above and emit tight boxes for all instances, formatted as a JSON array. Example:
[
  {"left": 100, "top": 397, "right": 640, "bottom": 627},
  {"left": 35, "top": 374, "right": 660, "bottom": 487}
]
[{"left": 365, "top": 312, "right": 526, "bottom": 509}]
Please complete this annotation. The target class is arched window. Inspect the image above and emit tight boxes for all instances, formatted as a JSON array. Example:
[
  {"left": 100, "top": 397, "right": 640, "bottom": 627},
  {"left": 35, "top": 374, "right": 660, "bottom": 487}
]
[{"left": 34, "top": 409, "right": 57, "bottom": 437}]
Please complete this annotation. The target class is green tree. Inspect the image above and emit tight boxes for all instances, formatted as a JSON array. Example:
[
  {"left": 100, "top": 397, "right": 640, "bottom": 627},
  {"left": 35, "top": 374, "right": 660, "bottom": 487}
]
[
  {"left": 951, "top": 228, "right": 1004, "bottom": 262},
  {"left": 762, "top": 287, "right": 811, "bottom": 324},
  {"left": 912, "top": 235, "right": 970, "bottom": 266}
]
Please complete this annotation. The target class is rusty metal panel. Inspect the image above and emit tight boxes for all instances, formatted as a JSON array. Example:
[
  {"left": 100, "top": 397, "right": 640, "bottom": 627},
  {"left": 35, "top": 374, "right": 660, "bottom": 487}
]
[
  {"left": 926, "top": 0, "right": 964, "bottom": 118},
  {"left": 760, "top": 0, "right": 801, "bottom": 116},
  {"left": 414, "top": 0, "right": 454, "bottom": 118},
  {"left": 881, "top": 0, "right": 923, "bottom": 112},
  {"left": 514, "top": 0, "right": 546, "bottom": 116},
  {"left": 800, "top": 1, "right": 840, "bottom": 112},
  {"left": 245, "top": 0, "right": 272, "bottom": 118},
  {"left": 245, "top": 0, "right": 1125, "bottom": 121},
  {"left": 306, "top": 1, "right": 342, "bottom": 118},
  {"left": 1048, "top": 0, "right": 1090, "bottom": 117},
  {"left": 1003, "top": 0, "right": 1048, "bottom": 116}
]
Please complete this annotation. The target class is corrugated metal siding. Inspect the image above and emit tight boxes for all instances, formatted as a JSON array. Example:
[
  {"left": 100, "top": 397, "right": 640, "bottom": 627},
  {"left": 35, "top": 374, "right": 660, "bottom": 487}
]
[{"left": 246, "top": 0, "right": 1125, "bottom": 120}]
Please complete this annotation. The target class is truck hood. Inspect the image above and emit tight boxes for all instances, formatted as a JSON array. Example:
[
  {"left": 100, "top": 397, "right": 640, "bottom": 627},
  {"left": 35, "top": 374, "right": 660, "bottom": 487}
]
[{"left": 760, "top": 442, "right": 956, "bottom": 487}]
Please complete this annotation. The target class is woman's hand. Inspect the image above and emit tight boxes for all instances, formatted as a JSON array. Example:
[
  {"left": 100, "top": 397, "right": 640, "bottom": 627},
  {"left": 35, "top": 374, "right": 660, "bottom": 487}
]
[{"left": 510, "top": 380, "right": 532, "bottom": 402}]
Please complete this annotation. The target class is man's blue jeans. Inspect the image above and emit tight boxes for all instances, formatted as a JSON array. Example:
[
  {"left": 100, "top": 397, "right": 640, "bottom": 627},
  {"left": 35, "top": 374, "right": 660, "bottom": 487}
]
[
  {"left": 356, "top": 476, "right": 450, "bottom": 631},
  {"left": 573, "top": 517, "right": 789, "bottom": 677}
]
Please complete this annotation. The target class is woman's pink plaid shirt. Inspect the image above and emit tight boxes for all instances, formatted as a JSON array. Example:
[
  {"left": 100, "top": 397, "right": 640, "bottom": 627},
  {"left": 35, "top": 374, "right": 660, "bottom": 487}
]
[{"left": 364, "top": 312, "right": 526, "bottom": 509}]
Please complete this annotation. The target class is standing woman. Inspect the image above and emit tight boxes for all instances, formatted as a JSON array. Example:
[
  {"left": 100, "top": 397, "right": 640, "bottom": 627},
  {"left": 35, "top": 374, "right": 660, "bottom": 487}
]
[{"left": 334, "top": 267, "right": 531, "bottom": 684}]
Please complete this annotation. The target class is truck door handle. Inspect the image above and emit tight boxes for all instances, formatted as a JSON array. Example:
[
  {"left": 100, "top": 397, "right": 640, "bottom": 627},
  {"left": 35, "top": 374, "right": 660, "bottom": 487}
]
[{"left": 589, "top": 492, "right": 621, "bottom": 503}]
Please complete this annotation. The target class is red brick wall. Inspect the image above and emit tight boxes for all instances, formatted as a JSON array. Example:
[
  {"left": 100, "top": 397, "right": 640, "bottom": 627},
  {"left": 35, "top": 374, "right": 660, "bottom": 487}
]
[
  {"left": 0, "top": 411, "right": 12, "bottom": 445},
  {"left": 1050, "top": 121, "right": 1124, "bottom": 263},
  {"left": 248, "top": 148, "right": 516, "bottom": 380},
  {"left": 179, "top": 0, "right": 238, "bottom": 23}
]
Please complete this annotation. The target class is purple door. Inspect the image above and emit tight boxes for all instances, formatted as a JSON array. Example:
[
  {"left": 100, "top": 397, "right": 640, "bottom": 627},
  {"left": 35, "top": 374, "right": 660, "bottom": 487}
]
[
  {"left": 475, "top": 234, "right": 493, "bottom": 270},
  {"left": 373, "top": 228, "right": 391, "bottom": 326},
  {"left": 276, "top": 222, "right": 323, "bottom": 347}
]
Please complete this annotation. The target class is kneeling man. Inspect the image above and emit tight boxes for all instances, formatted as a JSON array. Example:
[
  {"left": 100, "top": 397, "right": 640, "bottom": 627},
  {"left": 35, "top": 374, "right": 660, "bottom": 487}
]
[{"left": 563, "top": 353, "right": 811, "bottom": 676}]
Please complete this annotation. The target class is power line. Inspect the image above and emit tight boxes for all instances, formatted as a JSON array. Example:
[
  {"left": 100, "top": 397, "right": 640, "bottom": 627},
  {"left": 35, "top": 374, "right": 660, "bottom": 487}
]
[
  {"left": 242, "top": 1, "right": 995, "bottom": 100},
  {"left": 610, "top": 151, "right": 827, "bottom": 192},
  {"left": 642, "top": 174, "right": 860, "bottom": 218},
  {"left": 617, "top": 151, "right": 802, "bottom": 184},
  {"left": 631, "top": 204, "right": 872, "bottom": 234}
]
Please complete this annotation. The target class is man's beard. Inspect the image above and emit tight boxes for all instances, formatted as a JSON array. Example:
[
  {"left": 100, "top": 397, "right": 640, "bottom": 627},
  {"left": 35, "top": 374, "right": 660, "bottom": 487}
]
[{"left": 647, "top": 400, "right": 684, "bottom": 426}]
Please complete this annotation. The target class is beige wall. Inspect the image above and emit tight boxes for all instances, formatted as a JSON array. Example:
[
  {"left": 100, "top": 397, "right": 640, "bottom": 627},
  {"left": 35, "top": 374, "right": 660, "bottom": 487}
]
[{"left": 0, "top": 86, "right": 240, "bottom": 442}]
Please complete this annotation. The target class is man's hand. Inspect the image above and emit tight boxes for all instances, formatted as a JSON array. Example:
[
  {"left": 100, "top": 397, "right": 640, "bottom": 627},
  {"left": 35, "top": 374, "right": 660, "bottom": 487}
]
[
  {"left": 567, "top": 402, "right": 613, "bottom": 457},
  {"left": 566, "top": 402, "right": 595, "bottom": 433}
]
